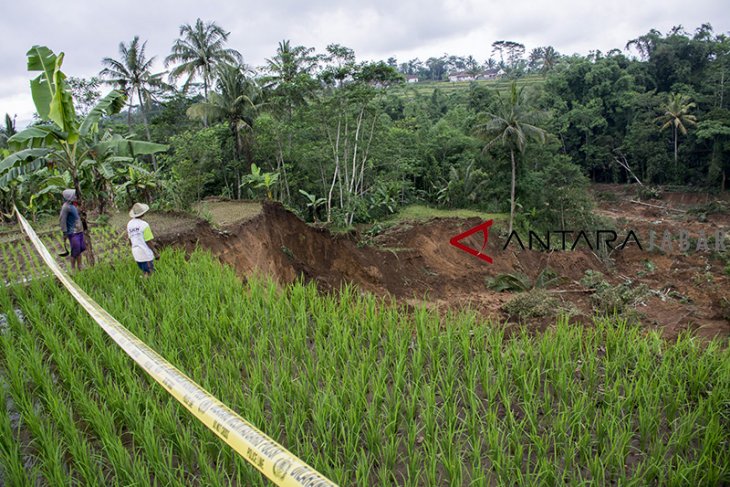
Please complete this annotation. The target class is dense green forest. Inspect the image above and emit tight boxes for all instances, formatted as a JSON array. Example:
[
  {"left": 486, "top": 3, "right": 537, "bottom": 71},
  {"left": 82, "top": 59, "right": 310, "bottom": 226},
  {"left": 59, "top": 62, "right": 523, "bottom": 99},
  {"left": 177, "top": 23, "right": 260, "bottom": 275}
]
[{"left": 1, "top": 21, "right": 728, "bottom": 230}]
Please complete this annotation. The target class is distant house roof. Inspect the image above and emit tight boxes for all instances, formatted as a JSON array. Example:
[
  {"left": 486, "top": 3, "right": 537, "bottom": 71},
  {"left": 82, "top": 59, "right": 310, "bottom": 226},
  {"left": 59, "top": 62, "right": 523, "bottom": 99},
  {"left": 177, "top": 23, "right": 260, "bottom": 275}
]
[
  {"left": 448, "top": 71, "right": 476, "bottom": 81},
  {"left": 475, "top": 69, "right": 503, "bottom": 80}
]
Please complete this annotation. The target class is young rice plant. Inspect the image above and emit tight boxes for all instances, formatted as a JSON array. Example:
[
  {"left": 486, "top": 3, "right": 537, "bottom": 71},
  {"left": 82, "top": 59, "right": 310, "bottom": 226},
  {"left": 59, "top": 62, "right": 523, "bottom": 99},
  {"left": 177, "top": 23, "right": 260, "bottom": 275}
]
[{"left": 0, "top": 249, "right": 728, "bottom": 485}]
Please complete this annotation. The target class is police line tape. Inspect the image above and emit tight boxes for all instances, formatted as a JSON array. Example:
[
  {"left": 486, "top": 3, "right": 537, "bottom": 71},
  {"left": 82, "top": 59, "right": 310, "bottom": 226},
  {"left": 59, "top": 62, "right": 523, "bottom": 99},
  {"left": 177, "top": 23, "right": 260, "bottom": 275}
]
[{"left": 15, "top": 208, "right": 337, "bottom": 487}]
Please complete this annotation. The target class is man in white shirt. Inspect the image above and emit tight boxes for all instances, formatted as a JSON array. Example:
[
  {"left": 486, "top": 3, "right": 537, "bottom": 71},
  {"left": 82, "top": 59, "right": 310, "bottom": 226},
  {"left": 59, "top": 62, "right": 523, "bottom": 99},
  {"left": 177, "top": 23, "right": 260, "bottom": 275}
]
[{"left": 127, "top": 203, "right": 157, "bottom": 276}]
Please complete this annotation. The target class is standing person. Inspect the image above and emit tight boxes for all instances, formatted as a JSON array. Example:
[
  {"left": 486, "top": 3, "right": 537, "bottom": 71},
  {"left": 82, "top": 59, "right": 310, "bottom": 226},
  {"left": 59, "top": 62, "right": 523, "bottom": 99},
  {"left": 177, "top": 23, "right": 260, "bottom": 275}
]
[
  {"left": 59, "top": 189, "right": 85, "bottom": 271},
  {"left": 127, "top": 203, "right": 157, "bottom": 277}
]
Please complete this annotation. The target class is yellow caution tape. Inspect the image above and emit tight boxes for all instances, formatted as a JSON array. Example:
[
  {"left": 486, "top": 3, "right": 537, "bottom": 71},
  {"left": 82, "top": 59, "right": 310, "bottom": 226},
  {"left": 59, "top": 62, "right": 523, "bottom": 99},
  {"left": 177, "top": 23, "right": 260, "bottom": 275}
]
[{"left": 15, "top": 208, "right": 337, "bottom": 487}]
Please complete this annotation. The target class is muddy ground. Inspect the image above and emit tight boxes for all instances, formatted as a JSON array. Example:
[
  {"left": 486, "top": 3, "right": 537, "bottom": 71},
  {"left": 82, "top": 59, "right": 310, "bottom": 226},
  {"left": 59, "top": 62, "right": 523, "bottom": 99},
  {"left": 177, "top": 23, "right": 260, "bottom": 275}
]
[{"left": 154, "top": 186, "right": 729, "bottom": 341}]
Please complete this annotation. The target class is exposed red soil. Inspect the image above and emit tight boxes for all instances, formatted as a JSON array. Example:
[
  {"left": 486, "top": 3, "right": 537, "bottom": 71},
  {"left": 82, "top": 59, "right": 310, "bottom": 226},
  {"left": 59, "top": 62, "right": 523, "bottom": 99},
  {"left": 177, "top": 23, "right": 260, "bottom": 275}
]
[{"left": 158, "top": 186, "right": 730, "bottom": 341}]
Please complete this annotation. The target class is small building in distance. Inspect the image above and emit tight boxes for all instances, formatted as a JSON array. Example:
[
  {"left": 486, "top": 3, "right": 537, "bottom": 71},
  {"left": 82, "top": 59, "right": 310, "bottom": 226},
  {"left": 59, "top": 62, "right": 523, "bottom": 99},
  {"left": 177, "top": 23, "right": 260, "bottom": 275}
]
[
  {"left": 476, "top": 69, "right": 504, "bottom": 80},
  {"left": 448, "top": 69, "right": 505, "bottom": 81},
  {"left": 448, "top": 71, "right": 476, "bottom": 82},
  {"left": 405, "top": 75, "right": 419, "bottom": 83}
]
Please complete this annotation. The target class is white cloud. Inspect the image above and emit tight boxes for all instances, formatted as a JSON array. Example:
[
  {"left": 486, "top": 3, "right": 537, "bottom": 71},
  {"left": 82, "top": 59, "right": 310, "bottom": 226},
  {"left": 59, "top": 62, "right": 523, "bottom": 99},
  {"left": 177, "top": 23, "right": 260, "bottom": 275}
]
[
  {"left": 0, "top": 93, "right": 35, "bottom": 129},
  {"left": 1, "top": 0, "right": 728, "bottom": 127}
]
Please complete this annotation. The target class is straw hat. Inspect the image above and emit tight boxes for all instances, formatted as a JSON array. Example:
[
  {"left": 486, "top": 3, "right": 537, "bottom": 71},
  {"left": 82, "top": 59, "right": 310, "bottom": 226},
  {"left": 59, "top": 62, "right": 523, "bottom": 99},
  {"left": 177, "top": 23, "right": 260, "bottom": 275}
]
[
  {"left": 129, "top": 202, "right": 150, "bottom": 218},
  {"left": 62, "top": 189, "right": 77, "bottom": 202}
]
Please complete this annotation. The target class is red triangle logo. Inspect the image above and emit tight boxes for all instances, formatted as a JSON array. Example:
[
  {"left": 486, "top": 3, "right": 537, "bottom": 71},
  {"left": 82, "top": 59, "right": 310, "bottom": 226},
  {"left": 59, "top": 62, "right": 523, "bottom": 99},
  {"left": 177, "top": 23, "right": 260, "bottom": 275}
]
[{"left": 449, "top": 220, "right": 494, "bottom": 264}]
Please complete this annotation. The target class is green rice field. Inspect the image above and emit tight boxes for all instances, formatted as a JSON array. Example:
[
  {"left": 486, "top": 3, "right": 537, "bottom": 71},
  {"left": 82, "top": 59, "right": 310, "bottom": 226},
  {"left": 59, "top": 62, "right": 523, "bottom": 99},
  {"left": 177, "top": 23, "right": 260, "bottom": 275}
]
[
  {"left": 389, "top": 75, "right": 546, "bottom": 99},
  {"left": 0, "top": 226, "right": 126, "bottom": 285},
  {"left": 1, "top": 249, "right": 729, "bottom": 485}
]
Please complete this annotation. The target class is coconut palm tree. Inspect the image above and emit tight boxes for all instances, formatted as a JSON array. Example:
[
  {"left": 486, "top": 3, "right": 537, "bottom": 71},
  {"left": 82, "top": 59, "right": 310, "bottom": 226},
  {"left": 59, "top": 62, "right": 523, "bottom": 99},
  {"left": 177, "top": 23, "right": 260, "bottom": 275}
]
[
  {"left": 261, "top": 40, "right": 319, "bottom": 202},
  {"left": 528, "top": 48, "right": 544, "bottom": 72},
  {"left": 165, "top": 19, "right": 242, "bottom": 98},
  {"left": 100, "top": 36, "right": 169, "bottom": 169},
  {"left": 626, "top": 29, "right": 662, "bottom": 60},
  {"left": 263, "top": 40, "right": 318, "bottom": 116},
  {"left": 541, "top": 46, "right": 560, "bottom": 73},
  {"left": 465, "top": 55, "right": 481, "bottom": 76},
  {"left": 477, "top": 82, "right": 546, "bottom": 234},
  {"left": 187, "top": 63, "right": 262, "bottom": 197},
  {"left": 656, "top": 93, "right": 698, "bottom": 172}
]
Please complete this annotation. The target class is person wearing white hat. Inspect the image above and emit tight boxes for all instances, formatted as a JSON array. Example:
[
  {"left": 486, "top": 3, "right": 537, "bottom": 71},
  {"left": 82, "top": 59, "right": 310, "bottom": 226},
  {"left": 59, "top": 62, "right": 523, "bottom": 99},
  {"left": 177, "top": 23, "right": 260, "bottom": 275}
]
[
  {"left": 59, "top": 189, "right": 85, "bottom": 271},
  {"left": 126, "top": 203, "right": 157, "bottom": 276}
]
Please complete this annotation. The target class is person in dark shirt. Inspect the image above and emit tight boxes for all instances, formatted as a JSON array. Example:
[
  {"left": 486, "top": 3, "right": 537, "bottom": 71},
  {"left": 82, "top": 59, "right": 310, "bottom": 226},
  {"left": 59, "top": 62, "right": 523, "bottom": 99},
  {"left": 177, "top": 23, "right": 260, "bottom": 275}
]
[{"left": 59, "top": 189, "right": 85, "bottom": 271}]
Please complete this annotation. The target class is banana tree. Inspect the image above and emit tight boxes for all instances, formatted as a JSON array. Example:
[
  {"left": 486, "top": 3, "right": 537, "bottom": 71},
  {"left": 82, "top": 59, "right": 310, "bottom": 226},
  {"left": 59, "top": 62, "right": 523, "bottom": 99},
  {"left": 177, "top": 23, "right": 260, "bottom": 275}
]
[
  {"left": 241, "top": 163, "right": 279, "bottom": 199},
  {"left": 298, "top": 189, "right": 326, "bottom": 222},
  {"left": 22, "top": 170, "right": 68, "bottom": 222},
  {"left": 0, "top": 167, "right": 67, "bottom": 221},
  {"left": 115, "top": 164, "right": 159, "bottom": 205},
  {"left": 0, "top": 46, "right": 167, "bottom": 261}
]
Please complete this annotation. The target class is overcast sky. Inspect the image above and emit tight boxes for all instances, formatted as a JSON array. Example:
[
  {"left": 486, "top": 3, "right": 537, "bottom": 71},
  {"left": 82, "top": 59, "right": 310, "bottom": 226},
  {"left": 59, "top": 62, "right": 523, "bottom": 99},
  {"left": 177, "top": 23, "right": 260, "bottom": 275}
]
[{"left": 1, "top": 0, "right": 728, "bottom": 127}]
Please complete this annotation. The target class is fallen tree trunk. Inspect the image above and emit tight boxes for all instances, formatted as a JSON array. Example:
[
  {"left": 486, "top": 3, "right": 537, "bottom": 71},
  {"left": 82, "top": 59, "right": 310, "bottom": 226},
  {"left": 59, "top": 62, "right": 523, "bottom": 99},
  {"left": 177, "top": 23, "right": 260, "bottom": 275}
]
[{"left": 629, "top": 200, "right": 687, "bottom": 213}]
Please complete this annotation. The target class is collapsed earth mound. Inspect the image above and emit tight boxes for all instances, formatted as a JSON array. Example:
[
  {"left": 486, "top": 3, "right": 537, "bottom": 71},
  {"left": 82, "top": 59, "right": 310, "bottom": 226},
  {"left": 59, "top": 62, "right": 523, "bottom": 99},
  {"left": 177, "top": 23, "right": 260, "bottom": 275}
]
[{"left": 159, "top": 199, "right": 729, "bottom": 339}]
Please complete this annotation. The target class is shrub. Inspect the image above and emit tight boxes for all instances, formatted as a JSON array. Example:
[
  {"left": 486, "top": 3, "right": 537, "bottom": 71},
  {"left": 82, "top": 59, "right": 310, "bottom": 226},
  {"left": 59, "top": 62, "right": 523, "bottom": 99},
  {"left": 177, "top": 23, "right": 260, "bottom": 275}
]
[
  {"left": 580, "top": 270, "right": 649, "bottom": 316},
  {"left": 158, "top": 125, "right": 228, "bottom": 210},
  {"left": 596, "top": 191, "right": 619, "bottom": 202},
  {"left": 502, "top": 289, "right": 577, "bottom": 321},
  {"left": 719, "top": 297, "right": 730, "bottom": 321},
  {"left": 487, "top": 272, "right": 532, "bottom": 292},
  {"left": 521, "top": 156, "right": 602, "bottom": 232},
  {"left": 637, "top": 186, "right": 662, "bottom": 200},
  {"left": 487, "top": 268, "right": 563, "bottom": 292}
]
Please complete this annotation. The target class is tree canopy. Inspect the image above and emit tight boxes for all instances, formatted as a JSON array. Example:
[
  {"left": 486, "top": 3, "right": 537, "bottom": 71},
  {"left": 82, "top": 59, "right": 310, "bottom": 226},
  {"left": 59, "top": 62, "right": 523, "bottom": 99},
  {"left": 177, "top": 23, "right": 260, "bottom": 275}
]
[{"left": 2, "top": 22, "right": 728, "bottom": 226}]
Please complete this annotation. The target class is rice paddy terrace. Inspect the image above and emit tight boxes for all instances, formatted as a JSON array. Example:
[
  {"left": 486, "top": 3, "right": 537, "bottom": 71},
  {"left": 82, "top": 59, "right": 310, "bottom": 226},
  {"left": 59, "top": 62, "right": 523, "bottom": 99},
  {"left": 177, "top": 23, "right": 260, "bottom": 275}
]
[{"left": 1, "top": 189, "right": 729, "bottom": 485}]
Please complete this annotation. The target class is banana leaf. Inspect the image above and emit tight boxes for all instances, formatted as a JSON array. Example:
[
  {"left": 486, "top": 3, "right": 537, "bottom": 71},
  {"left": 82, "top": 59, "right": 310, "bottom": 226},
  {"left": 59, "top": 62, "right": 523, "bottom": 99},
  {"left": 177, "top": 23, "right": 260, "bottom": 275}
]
[
  {"left": 7, "top": 126, "right": 62, "bottom": 150},
  {"left": 27, "top": 46, "right": 78, "bottom": 143},
  {"left": 0, "top": 159, "right": 47, "bottom": 189},
  {"left": 0, "top": 148, "right": 51, "bottom": 173},
  {"left": 79, "top": 90, "right": 126, "bottom": 136}
]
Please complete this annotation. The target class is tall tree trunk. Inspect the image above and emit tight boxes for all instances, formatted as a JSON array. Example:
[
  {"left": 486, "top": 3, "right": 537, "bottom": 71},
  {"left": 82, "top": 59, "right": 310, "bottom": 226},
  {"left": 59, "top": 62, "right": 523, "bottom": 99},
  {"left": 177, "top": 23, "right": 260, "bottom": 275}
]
[
  {"left": 326, "top": 117, "right": 342, "bottom": 223},
  {"left": 357, "top": 115, "right": 378, "bottom": 199},
  {"left": 674, "top": 124, "right": 678, "bottom": 177},
  {"left": 339, "top": 115, "right": 348, "bottom": 211},
  {"left": 277, "top": 119, "right": 291, "bottom": 203},
  {"left": 137, "top": 90, "right": 157, "bottom": 171},
  {"left": 287, "top": 104, "right": 293, "bottom": 162},
  {"left": 281, "top": 164, "right": 291, "bottom": 203},
  {"left": 222, "top": 171, "right": 230, "bottom": 198},
  {"left": 273, "top": 137, "right": 290, "bottom": 203},
  {"left": 509, "top": 149, "right": 516, "bottom": 235},
  {"left": 349, "top": 107, "right": 365, "bottom": 195},
  {"left": 202, "top": 74, "right": 209, "bottom": 127},
  {"left": 231, "top": 124, "right": 243, "bottom": 199},
  {"left": 346, "top": 107, "right": 364, "bottom": 224}
]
